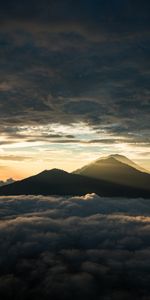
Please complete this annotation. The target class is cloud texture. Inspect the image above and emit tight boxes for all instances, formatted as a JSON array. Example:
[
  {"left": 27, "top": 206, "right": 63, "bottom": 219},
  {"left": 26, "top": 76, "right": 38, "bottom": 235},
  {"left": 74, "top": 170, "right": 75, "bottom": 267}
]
[
  {"left": 0, "top": 194, "right": 150, "bottom": 299},
  {"left": 0, "top": 0, "right": 149, "bottom": 146}
]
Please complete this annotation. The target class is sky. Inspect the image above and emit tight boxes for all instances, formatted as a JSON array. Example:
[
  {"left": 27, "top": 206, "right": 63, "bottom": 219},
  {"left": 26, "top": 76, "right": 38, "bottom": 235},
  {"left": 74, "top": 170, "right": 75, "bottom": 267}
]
[{"left": 0, "top": 0, "right": 150, "bottom": 179}]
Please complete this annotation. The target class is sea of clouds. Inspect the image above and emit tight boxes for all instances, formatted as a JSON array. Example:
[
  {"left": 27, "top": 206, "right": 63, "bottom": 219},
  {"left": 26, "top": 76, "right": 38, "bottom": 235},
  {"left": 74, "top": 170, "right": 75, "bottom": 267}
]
[{"left": 0, "top": 194, "right": 150, "bottom": 300}]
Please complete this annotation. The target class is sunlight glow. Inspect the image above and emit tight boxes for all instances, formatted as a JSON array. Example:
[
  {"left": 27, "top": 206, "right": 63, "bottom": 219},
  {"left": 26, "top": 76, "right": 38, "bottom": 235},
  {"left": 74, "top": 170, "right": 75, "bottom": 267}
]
[{"left": 0, "top": 123, "right": 149, "bottom": 180}]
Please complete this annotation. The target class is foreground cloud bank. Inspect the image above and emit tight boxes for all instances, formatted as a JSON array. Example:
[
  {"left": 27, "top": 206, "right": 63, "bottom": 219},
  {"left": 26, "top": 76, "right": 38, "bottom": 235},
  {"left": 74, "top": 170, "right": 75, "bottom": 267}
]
[{"left": 0, "top": 194, "right": 150, "bottom": 300}]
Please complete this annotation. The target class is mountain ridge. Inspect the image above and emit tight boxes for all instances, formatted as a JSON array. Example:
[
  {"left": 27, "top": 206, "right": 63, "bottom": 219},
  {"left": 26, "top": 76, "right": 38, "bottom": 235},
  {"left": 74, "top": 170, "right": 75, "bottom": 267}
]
[{"left": 0, "top": 154, "right": 149, "bottom": 198}]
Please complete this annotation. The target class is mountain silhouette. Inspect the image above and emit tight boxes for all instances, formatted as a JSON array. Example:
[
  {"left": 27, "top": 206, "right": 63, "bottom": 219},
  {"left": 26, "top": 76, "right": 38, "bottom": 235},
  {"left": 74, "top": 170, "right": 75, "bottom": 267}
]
[
  {"left": 74, "top": 155, "right": 150, "bottom": 191},
  {"left": 0, "top": 156, "right": 149, "bottom": 198},
  {"left": 0, "top": 178, "right": 15, "bottom": 187}
]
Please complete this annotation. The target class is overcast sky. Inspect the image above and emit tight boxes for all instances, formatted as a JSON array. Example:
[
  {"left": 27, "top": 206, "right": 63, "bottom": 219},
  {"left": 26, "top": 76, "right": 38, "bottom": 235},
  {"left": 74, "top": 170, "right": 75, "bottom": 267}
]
[{"left": 0, "top": 0, "right": 150, "bottom": 179}]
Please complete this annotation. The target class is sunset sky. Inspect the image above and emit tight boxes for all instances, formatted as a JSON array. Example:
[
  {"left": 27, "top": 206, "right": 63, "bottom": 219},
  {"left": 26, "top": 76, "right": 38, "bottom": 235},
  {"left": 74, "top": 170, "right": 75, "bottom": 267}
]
[{"left": 0, "top": 0, "right": 150, "bottom": 180}]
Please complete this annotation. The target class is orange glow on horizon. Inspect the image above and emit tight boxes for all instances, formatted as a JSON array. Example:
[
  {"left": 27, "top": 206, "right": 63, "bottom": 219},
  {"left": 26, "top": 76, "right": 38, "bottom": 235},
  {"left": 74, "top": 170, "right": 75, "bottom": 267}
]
[{"left": 0, "top": 155, "right": 149, "bottom": 182}]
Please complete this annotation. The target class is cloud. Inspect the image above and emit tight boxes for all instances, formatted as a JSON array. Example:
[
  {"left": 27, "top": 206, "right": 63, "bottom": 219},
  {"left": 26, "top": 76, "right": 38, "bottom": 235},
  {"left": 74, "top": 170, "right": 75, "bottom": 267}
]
[
  {"left": 0, "top": 0, "right": 149, "bottom": 147},
  {"left": 0, "top": 194, "right": 150, "bottom": 299},
  {"left": 1, "top": 0, "right": 149, "bottom": 35},
  {"left": 0, "top": 155, "right": 32, "bottom": 161}
]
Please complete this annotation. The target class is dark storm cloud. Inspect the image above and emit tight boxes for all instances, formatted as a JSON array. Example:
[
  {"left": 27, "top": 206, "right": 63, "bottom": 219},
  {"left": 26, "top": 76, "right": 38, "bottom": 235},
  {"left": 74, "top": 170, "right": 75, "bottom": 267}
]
[
  {"left": 0, "top": 0, "right": 149, "bottom": 144},
  {"left": 0, "top": 194, "right": 150, "bottom": 299},
  {"left": 1, "top": 0, "right": 150, "bottom": 34}
]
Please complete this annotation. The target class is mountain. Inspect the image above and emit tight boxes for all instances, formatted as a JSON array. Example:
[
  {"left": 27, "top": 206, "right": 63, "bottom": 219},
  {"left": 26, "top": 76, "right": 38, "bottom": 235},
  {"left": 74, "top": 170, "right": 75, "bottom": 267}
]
[
  {"left": 74, "top": 155, "right": 150, "bottom": 191},
  {"left": 0, "top": 178, "right": 15, "bottom": 187},
  {"left": 108, "top": 154, "right": 148, "bottom": 173},
  {"left": 0, "top": 167, "right": 149, "bottom": 198}
]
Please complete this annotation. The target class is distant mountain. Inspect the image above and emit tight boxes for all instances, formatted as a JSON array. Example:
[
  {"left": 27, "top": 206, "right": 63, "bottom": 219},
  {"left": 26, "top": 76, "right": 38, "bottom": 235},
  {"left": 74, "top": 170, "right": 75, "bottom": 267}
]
[
  {"left": 0, "top": 178, "right": 15, "bottom": 187},
  {"left": 74, "top": 155, "right": 150, "bottom": 191},
  {"left": 0, "top": 167, "right": 149, "bottom": 198}
]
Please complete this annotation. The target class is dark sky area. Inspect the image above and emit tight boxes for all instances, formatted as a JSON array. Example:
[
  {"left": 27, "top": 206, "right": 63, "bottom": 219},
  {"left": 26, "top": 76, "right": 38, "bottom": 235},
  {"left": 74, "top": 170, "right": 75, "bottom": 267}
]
[{"left": 0, "top": 0, "right": 149, "bottom": 177}]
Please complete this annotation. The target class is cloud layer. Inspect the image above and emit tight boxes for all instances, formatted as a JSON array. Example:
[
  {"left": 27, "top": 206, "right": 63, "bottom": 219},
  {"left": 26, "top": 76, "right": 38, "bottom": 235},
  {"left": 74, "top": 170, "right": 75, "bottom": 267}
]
[
  {"left": 0, "top": 194, "right": 150, "bottom": 299},
  {"left": 0, "top": 0, "right": 150, "bottom": 148}
]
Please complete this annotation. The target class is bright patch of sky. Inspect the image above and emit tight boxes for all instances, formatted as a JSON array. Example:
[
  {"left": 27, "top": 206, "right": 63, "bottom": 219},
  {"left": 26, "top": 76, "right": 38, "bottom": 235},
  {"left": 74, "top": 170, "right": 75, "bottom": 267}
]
[{"left": 0, "top": 122, "right": 149, "bottom": 180}]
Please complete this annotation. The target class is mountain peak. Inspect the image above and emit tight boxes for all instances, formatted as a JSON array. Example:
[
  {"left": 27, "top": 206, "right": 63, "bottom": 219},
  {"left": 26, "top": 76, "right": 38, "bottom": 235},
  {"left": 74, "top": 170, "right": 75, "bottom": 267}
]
[
  {"left": 96, "top": 155, "right": 119, "bottom": 162},
  {"left": 74, "top": 154, "right": 150, "bottom": 190},
  {"left": 109, "top": 154, "right": 127, "bottom": 159},
  {"left": 108, "top": 154, "right": 148, "bottom": 173},
  {"left": 40, "top": 168, "right": 69, "bottom": 176},
  {"left": 49, "top": 168, "right": 68, "bottom": 174},
  {"left": 93, "top": 154, "right": 148, "bottom": 174}
]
